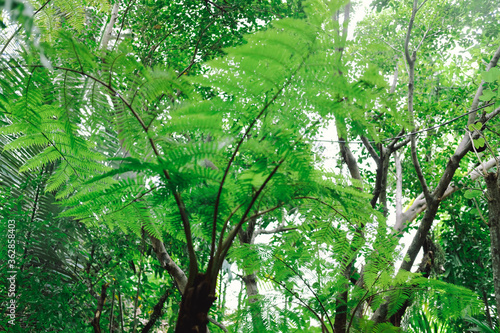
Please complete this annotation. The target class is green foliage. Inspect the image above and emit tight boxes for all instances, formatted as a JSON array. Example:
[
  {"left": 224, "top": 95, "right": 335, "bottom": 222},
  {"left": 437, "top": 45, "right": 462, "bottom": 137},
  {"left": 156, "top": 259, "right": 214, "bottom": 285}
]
[{"left": 1, "top": 0, "right": 499, "bottom": 331}]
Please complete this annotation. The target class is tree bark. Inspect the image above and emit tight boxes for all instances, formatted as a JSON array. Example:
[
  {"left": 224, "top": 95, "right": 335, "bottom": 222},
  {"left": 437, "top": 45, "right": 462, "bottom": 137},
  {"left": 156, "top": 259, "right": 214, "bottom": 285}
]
[
  {"left": 238, "top": 217, "right": 266, "bottom": 330},
  {"left": 91, "top": 283, "right": 110, "bottom": 333},
  {"left": 484, "top": 172, "right": 500, "bottom": 316},
  {"left": 142, "top": 290, "right": 170, "bottom": 333},
  {"left": 394, "top": 157, "right": 500, "bottom": 232},
  {"left": 175, "top": 273, "right": 217, "bottom": 333},
  {"left": 100, "top": 0, "right": 120, "bottom": 50}
]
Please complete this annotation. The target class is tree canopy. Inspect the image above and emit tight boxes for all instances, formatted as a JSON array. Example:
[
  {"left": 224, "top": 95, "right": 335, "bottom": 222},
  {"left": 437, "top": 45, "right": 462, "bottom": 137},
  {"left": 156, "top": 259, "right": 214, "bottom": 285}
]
[{"left": 0, "top": 0, "right": 499, "bottom": 332}]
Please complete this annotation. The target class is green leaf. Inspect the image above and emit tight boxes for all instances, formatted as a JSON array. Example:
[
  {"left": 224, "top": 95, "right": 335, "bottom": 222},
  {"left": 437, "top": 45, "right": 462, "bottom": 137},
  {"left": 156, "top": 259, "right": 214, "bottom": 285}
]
[
  {"left": 473, "top": 137, "right": 485, "bottom": 149},
  {"left": 464, "top": 190, "right": 482, "bottom": 199},
  {"left": 479, "top": 89, "right": 495, "bottom": 101},
  {"left": 482, "top": 67, "right": 500, "bottom": 83},
  {"left": 468, "top": 122, "right": 483, "bottom": 131}
]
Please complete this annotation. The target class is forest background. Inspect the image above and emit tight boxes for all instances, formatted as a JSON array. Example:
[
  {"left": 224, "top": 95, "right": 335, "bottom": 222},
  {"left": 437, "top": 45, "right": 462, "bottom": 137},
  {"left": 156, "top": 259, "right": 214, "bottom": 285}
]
[{"left": 0, "top": 0, "right": 499, "bottom": 332}]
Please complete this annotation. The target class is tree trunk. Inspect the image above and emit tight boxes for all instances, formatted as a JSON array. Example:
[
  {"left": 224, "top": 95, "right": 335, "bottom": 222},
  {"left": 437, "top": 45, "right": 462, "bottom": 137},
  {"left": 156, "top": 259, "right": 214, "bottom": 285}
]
[
  {"left": 484, "top": 172, "right": 500, "bottom": 316},
  {"left": 100, "top": 0, "right": 120, "bottom": 50},
  {"left": 238, "top": 217, "right": 266, "bottom": 330},
  {"left": 242, "top": 273, "right": 266, "bottom": 331},
  {"left": 175, "top": 273, "right": 217, "bottom": 333},
  {"left": 334, "top": 261, "right": 352, "bottom": 333}
]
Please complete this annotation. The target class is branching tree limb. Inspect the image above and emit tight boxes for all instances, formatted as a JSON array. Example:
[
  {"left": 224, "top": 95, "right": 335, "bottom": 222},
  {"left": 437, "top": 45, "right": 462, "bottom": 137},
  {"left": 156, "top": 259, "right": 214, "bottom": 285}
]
[{"left": 405, "top": 0, "right": 432, "bottom": 205}]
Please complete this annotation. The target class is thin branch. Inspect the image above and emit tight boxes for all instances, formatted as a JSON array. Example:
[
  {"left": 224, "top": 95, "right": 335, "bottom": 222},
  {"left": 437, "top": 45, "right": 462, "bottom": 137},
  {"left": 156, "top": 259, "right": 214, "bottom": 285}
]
[
  {"left": 410, "top": 133, "right": 432, "bottom": 202},
  {"left": 265, "top": 275, "right": 330, "bottom": 332},
  {"left": 0, "top": 0, "right": 53, "bottom": 55},
  {"left": 141, "top": 289, "right": 170, "bottom": 333},
  {"left": 243, "top": 203, "right": 286, "bottom": 223},
  {"left": 254, "top": 226, "right": 296, "bottom": 236},
  {"left": 293, "top": 196, "right": 350, "bottom": 223},
  {"left": 106, "top": 186, "right": 157, "bottom": 216},
  {"left": 177, "top": 20, "right": 216, "bottom": 78},
  {"left": 360, "top": 136, "right": 380, "bottom": 163},
  {"left": 273, "top": 254, "right": 334, "bottom": 330},
  {"left": 467, "top": 130, "right": 487, "bottom": 176},
  {"left": 381, "top": 39, "right": 400, "bottom": 53},
  {"left": 467, "top": 44, "right": 500, "bottom": 124},
  {"left": 215, "top": 158, "right": 285, "bottom": 276},
  {"left": 416, "top": 0, "right": 429, "bottom": 13},
  {"left": 144, "top": 25, "right": 179, "bottom": 65},
  {"left": 395, "top": 151, "right": 403, "bottom": 224},
  {"left": 91, "top": 283, "right": 110, "bottom": 333},
  {"left": 112, "top": 0, "right": 136, "bottom": 53},
  {"left": 392, "top": 136, "right": 410, "bottom": 151},
  {"left": 415, "top": 23, "right": 432, "bottom": 52},
  {"left": 347, "top": 271, "right": 384, "bottom": 332},
  {"left": 405, "top": 0, "right": 432, "bottom": 204},
  {"left": 208, "top": 317, "right": 228, "bottom": 333},
  {"left": 209, "top": 51, "right": 311, "bottom": 265}
]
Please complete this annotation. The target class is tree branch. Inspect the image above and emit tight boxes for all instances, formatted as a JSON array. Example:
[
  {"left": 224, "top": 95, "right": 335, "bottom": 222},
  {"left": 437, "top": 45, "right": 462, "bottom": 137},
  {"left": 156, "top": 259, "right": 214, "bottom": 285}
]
[
  {"left": 254, "top": 226, "right": 296, "bottom": 236},
  {"left": 149, "top": 235, "right": 187, "bottom": 293},
  {"left": 0, "top": 0, "right": 53, "bottom": 55},
  {"left": 395, "top": 151, "right": 403, "bottom": 224},
  {"left": 360, "top": 136, "right": 380, "bottom": 163},
  {"left": 91, "top": 282, "right": 110, "bottom": 333},
  {"left": 467, "top": 44, "right": 500, "bottom": 125},
  {"left": 209, "top": 51, "right": 311, "bottom": 267},
  {"left": 394, "top": 156, "right": 500, "bottom": 232},
  {"left": 100, "top": 0, "right": 120, "bottom": 50},
  {"left": 405, "top": 0, "right": 432, "bottom": 204},
  {"left": 392, "top": 136, "right": 411, "bottom": 151}
]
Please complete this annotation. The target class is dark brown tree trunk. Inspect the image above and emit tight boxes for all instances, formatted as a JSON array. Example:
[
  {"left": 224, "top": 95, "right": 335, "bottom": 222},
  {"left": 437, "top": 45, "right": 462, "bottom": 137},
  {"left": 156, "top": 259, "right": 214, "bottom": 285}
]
[
  {"left": 91, "top": 283, "right": 110, "bottom": 333},
  {"left": 484, "top": 172, "right": 500, "bottom": 316},
  {"left": 175, "top": 273, "right": 217, "bottom": 333}
]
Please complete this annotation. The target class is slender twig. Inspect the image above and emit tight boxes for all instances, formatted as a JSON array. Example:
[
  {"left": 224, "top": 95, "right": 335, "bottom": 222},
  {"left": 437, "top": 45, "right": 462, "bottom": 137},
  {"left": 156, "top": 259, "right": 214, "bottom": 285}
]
[
  {"left": 416, "top": 0, "right": 429, "bottom": 12},
  {"left": 144, "top": 25, "right": 178, "bottom": 65},
  {"left": 266, "top": 275, "right": 330, "bottom": 332},
  {"left": 467, "top": 130, "right": 486, "bottom": 176},
  {"left": 0, "top": 0, "right": 53, "bottom": 55},
  {"left": 392, "top": 136, "right": 411, "bottom": 151},
  {"left": 387, "top": 129, "right": 404, "bottom": 150},
  {"left": 111, "top": 0, "right": 136, "bottom": 53},
  {"left": 215, "top": 158, "right": 285, "bottom": 275},
  {"left": 208, "top": 317, "right": 228, "bottom": 332},
  {"left": 468, "top": 45, "right": 500, "bottom": 124},
  {"left": 293, "top": 196, "right": 350, "bottom": 222},
  {"left": 415, "top": 24, "right": 432, "bottom": 52},
  {"left": 380, "top": 39, "right": 400, "bottom": 53},
  {"left": 272, "top": 254, "right": 334, "bottom": 330},
  {"left": 360, "top": 136, "right": 380, "bottom": 163},
  {"left": 215, "top": 122, "right": 323, "bottom": 273},
  {"left": 347, "top": 271, "right": 383, "bottom": 332},
  {"left": 177, "top": 20, "right": 216, "bottom": 78},
  {"left": 254, "top": 226, "right": 296, "bottom": 236},
  {"left": 106, "top": 186, "right": 157, "bottom": 216}
]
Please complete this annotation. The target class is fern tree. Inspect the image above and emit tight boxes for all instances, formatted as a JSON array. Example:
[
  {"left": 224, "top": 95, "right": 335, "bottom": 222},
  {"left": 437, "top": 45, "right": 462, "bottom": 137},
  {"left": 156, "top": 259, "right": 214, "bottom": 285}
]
[
  {"left": 1, "top": 0, "right": 381, "bottom": 329},
  {"left": 1, "top": 0, "right": 494, "bottom": 331}
]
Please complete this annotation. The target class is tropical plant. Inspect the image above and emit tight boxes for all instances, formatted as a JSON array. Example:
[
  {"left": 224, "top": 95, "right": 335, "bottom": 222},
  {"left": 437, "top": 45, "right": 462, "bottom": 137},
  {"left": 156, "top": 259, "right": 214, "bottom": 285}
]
[{"left": 1, "top": 0, "right": 500, "bottom": 331}]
